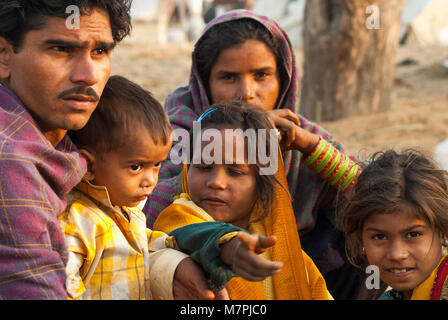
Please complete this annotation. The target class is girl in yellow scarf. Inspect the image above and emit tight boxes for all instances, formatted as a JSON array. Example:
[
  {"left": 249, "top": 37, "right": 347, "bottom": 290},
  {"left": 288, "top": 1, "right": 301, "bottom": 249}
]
[
  {"left": 343, "top": 149, "right": 448, "bottom": 300},
  {"left": 154, "top": 103, "right": 331, "bottom": 300}
]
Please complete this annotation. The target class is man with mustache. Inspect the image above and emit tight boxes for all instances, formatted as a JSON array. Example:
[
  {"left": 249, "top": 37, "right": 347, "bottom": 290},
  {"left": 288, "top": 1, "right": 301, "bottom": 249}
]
[{"left": 0, "top": 0, "right": 223, "bottom": 300}]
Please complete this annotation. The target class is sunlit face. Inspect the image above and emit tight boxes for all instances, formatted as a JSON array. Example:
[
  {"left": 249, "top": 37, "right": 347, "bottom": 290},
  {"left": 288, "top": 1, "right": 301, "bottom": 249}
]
[
  {"left": 362, "top": 209, "right": 442, "bottom": 299},
  {"left": 187, "top": 129, "right": 258, "bottom": 229},
  {"left": 0, "top": 9, "right": 114, "bottom": 145},
  {"left": 90, "top": 130, "right": 172, "bottom": 208},
  {"left": 208, "top": 39, "right": 280, "bottom": 111}
]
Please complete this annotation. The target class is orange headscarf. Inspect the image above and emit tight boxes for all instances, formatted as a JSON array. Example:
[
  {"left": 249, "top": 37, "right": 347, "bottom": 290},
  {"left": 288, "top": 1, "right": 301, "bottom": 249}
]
[{"left": 154, "top": 151, "right": 330, "bottom": 300}]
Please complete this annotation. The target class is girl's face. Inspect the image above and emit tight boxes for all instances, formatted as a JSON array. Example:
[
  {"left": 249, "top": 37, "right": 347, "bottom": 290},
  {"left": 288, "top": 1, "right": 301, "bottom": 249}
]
[
  {"left": 208, "top": 39, "right": 281, "bottom": 111},
  {"left": 187, "top": 129, "right": 258, "bottom": 229},
  {"left": 362, "top": 209, "right": 443, "bottom": 298}
]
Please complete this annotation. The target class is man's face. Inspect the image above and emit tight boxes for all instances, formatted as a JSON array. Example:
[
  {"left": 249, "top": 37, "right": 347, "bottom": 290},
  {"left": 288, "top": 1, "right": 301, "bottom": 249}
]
[{"left": 0, "top": 8, "right": 114, "bottom": 143}]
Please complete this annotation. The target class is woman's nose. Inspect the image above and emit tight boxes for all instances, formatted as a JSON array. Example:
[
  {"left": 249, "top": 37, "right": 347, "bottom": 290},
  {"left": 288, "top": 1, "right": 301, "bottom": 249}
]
[{"left": 237, "top": 78, "right": 255, "bottom": 102}]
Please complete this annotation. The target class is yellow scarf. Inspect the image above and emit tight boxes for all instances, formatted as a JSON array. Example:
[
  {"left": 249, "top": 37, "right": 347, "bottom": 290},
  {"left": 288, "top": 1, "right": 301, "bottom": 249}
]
[
  {"left": 411, "top": 255, "right": 447, "bottom": 300},
  {"left": 153, "top": 152, "right": 330, "bottom": 300}
]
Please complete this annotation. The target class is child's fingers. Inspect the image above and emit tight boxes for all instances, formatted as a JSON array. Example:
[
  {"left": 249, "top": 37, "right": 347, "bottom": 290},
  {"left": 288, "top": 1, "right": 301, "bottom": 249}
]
[
  {"left": 236, "top": 231, "right": 258, "bottom": 252},
  {"left": 232, "top": 253, "right": 283, "bottom": 281},
  {"left": 233, "top": 268, "right": 275, "bottom": 282},
  {"left": 237, "top": 232, "right": 277, "bottom": 254},
  {"left": 231, "top": 232, "right": 283, "bottom": 282},
  {"left": 256, "top": 235, "right": 277, "bottom": 252},
  {"left": 243, "top": 253, "right": 283, "bottom": 275},
  {"left": 233, "top": 243, "right": 283, "bottom": 274}
]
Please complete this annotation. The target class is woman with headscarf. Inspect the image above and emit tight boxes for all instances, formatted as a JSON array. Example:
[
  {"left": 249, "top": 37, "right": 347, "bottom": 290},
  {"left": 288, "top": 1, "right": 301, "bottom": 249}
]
[{"left": 143, "top": 9, "right": 362, "bottom": 299}]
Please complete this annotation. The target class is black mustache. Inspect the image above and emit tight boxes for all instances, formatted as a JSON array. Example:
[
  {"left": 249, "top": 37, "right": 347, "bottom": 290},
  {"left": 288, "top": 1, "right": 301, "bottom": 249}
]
[{"left": 58, "top": 87, "right": 99, "bottom": 101}]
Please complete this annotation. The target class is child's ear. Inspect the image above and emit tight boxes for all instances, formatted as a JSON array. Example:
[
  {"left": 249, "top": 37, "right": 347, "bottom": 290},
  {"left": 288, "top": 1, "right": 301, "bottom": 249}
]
[
  {"left": 79, "top": 148, "right": 96, "bottom": 182},
  {"left": 0, "top": 37, "right": 13, "bottom": 80}
]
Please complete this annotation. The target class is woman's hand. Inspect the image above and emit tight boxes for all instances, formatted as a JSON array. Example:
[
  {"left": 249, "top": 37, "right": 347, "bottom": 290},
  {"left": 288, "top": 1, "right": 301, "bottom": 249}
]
[
  {"left": 220, "top": 232, "right": 283, "bottom": 281},
  {"left": 265, "top": 109, "right": 319, "bottom": 157}
]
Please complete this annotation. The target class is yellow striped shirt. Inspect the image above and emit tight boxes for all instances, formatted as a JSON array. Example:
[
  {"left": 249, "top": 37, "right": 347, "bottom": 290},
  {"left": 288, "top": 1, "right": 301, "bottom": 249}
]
[{"left": 58, "top": 180, "right": 177, "bottom": 300}]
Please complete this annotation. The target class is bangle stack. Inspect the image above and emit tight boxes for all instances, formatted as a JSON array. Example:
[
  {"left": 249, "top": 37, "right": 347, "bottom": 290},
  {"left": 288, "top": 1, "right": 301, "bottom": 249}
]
[{"left": 304, "top": 137, "right": 359, "bottom": 192}]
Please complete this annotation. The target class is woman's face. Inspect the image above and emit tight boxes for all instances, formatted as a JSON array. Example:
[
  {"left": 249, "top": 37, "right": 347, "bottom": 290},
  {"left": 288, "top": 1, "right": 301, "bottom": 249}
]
[{"left": 208, "top": 39, "right": 280, "bottom": 111}]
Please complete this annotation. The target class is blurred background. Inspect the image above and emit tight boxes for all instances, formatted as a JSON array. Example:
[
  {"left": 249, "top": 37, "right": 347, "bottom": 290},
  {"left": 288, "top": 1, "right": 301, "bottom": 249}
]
[{"left": 111, "top": 0, "right": 448, "bottom": 166}]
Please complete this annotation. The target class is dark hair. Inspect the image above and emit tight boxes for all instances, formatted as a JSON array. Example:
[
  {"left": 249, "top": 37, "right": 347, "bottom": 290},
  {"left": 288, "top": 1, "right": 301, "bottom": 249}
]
[
  {"left": 0, "top": 0, "right": 132, "bottom": 51},
  {"left": 193, "top": 18, "right": 285, "bottom": 102},
  {"left": 342, "top": 149, "right": 448, "bottom": 268},
  {"left": 190, "top": 102, "right": 286, "bottom": 221},
  {"left": 69, "top": 75, "right": 172, "bottom": 156}
]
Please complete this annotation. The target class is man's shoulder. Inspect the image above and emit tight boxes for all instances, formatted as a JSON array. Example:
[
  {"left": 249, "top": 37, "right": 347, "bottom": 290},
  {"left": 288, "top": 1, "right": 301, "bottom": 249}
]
[
  {"left": 0, "top": 85, "right": 26, "bottom": 118},
  {"left": 0, "top": 87, "right": 42, "bottom": 146},
  {"left": 0, "top": 117, "right": 50, "bottom": 167}
]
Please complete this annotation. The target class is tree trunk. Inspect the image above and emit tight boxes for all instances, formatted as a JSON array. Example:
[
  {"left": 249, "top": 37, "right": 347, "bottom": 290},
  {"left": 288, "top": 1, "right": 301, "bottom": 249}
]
[{"left": 300, "top": 0, "right": 405, "bottom": 122}]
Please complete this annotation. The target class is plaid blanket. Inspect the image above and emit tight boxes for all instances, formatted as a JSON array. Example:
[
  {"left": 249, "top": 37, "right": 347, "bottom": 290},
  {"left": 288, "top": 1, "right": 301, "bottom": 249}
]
[{"left": 0, "top": 85, "right": 86, "bottom": 299}]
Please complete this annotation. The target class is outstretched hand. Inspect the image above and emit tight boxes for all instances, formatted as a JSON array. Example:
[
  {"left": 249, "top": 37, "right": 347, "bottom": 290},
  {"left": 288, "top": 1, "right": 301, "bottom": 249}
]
[
  {"left": 173, "top": 257, "right": 230, "bottom": 300},
  {"left": 220, "top": 232, "right": 283, "bottom": 282}
]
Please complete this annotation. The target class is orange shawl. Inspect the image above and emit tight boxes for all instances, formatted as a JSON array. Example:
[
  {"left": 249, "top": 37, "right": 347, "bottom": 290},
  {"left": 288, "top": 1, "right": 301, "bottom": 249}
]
[{"left": 154, "top": 153, "right": 330, "bottom": 300}]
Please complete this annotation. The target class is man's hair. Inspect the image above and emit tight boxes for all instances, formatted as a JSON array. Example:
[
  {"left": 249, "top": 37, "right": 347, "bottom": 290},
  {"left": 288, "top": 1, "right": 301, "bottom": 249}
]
[
  {"left": 69, "top": 75, "right": 172, "bottom": 156},
  {"left": 0, "top": 0, "right": 132, "bottom": 51},
  {"left": 342, "top": 149, "right": 448, "bottom": 268}
]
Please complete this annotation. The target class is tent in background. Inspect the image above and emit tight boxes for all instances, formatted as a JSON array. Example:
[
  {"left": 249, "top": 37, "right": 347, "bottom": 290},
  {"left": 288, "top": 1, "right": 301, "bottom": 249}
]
[
  {"left": 129, "top": 0, "right": 448, "bottom": 47},
  {"left": 252, "top": 0, "right": 448, "bottom": 48},
  {"left": 130, "top": 0, "right": 159, "bottom": 21},
  {"left": 402, "top": 0, "right": 448, "bottom": 46},
  {"left": 252, "top": 0, "right": 305, "bottom": 48}
]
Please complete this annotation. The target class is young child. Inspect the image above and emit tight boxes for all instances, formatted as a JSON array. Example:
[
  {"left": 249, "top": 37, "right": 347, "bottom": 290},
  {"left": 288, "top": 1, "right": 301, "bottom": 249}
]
[
  {"left": 342, "top": 149, "right": 448, "bottom": 300},
  {"left": 59, "top": 76, "right": 281, "bottom": 300},
  {"left": 154, "top": 103, "right": 338, "bottom": 300}
]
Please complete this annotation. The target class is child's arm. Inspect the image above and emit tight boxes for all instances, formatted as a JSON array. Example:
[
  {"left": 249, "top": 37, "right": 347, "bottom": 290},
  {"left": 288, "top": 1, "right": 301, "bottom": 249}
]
[
  {"left": 168, "top": 222, "right": 283, "bottom": 292},
  {"left": 147, "top": 228, "right": 230, "bottom": 299},
  {"left": 58, "top": 202, "right": 108, "bottom": 300},
  {"left": 147, "top": 245, "right": 230, "bottom": 300},
  {"left": 220, "top": 232, "right": 283, "bottom": 281},
  {"left": 64, "top": 251, "right": 88, "bottom": 300}
]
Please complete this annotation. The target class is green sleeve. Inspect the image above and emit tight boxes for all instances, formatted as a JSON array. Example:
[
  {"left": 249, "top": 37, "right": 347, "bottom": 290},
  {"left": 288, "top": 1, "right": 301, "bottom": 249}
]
[{"left": 169, "top": 221, "right": 247, "bottom": 291}]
